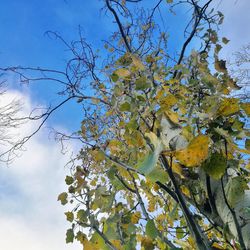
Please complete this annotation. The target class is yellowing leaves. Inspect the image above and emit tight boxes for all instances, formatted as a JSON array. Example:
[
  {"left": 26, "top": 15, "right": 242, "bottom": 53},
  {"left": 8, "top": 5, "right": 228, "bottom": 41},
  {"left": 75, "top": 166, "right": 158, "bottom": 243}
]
[
  {"left": 159, "top": 94, "right": 178, "bottom": 110},
  {"left": 165, "top": 110, "right": 179, "bottom": 124},
  {"left": 65, "top": 211, "right": 74, "bottom": 222},
  {"left": 240, "top": 102, "right": 250, "bottom": 116},
  {"left": 212, "top": 242, "right": 225, "bottom": 249},
  {"left": 115, "top": 68, "right": 130, "bottom": 78},
  {"left": 108, "top": 140, "right": 122, "bottom": 154},
  {"left": 131, "top": 211, "right": 141, "bottom": 224},
  {"left": 180, "top": 185, "right": 191, "bottom": 198},
  {"left": 131, "top": 55, "right": 145, "bottom": 70},
  {"left": 83, "top": 239, "right": 99, "bottom": 250},
  {"left": 91, "top": 149, "right": 105, "bottom": 162},
  {"left": 217, "top": 98, "right": 239, "bottom": 117},
  {"left": 174, "top": 135, "right": 210, "bottom": 167}
]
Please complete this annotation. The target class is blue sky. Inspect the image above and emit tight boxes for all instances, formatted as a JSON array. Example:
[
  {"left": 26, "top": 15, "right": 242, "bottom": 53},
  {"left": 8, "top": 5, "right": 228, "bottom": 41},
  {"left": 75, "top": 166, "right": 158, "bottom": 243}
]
[{"left": 0, "top": 0, "right": 250, "bottom": 250}]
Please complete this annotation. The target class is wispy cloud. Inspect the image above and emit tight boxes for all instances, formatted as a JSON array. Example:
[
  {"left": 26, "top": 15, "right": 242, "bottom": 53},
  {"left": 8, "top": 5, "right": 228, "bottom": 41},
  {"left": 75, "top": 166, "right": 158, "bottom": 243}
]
[{"left": 0, "top": 90, "right": 80, "bottom": 250}]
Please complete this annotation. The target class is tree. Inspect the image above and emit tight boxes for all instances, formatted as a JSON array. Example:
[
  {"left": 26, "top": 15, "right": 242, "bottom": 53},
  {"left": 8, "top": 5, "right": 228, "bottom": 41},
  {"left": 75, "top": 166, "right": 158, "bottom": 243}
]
[
  {"left": 1, "top": 0, "right": 250, "bottom": 249},
  {"left": 0, "top": 82, "right": 24, "bottom": 163},
  {"left": 229, "top": 43, "right": 250, "bottom": 100}
]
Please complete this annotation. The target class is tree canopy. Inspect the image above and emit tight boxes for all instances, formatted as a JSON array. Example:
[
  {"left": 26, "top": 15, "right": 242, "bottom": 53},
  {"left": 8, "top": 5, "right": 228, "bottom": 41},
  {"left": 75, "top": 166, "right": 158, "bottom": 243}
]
[{"left": 1, "top": 0, "right": 250, "bottom": 249}]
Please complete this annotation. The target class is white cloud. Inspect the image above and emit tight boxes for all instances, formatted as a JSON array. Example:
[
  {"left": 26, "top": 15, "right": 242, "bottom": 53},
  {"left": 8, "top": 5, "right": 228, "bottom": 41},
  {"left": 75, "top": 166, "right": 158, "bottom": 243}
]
[{"left": 0, "top": 90, "right": 81, "bottom": 250}]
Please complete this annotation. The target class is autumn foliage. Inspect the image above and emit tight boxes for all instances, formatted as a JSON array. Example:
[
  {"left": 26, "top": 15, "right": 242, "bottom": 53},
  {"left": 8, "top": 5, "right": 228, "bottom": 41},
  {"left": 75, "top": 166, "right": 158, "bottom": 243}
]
[{"left": 53, "top": 1, "right": 250, "bottom": 249}]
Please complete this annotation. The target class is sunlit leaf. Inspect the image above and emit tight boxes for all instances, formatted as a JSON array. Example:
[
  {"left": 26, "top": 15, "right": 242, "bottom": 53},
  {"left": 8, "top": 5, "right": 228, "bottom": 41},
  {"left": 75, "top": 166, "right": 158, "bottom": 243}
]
[
  {"left": 131, "top": 211, "right": 141, "bottom": 224},
  {"left": 217, "top": 98, "right": 239, "bottom": 117},
  {"left": 131, "top": 55, "right": 145, "bottom": 70},
  {"left": 91, "top": 149, "right": 106, "bottom": 162},
  {"left": 115, "top": 68, "right": 130, "bottom": 78},
  {"left": 83, "top": 239, "right": 99, "bottom": 250},
  {"left": 175, "top": 135, "right": 210, "bottom": 167},
  {"left": 240, "top": 102, "right": 250, "bottom": 116}
]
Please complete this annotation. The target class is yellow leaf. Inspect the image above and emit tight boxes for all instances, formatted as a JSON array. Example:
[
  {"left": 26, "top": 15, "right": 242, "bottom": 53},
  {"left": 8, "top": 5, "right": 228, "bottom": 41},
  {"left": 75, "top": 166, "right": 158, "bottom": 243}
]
[
  {"left": 131, "top": 211, "right": 141, "bottom": 224},
  {"left": 115, "top": 68, "right": 130, "bottom": 78},
  {"left": 160, "top": 94, "right": 178, "bottom": 110},
  {"left": 175, "top": 135, "right": 210, "bottom": 167},
  {"left": 141, "top": 237, "right": 154, "bottom": 250},
  {"left": 91, "top": 149, "right": 105, "bottom": 162},
  {"left": 174, "top": 238, "right": 191, "bottom": 249},
  {"left": 217, "top": 98, "right": 239, "bottom": 117},
  {"left": 180, "top": 185, "right": 191, "bottom": 197},
  {"left": 83, "top": 239, "right": 98, "bottom": 250},
  {"left": 240, "top": 102, "right": 250, "bottom": 116},
  {"left": 212, "top": 242, "right": 224, "bottom": 249},
  {"left": 108, "top": 140, "right": 122, "bottom": 154},
  {"left": 131, "top": 55, "right": 145, "bottom": 70},
  {"left": 110, "top": 240, "right": 123, "bottom": 250},
  {"left": 145, "top": 132, "right": 159, "bottom": 148},
  {"left": 148, "top": 199, "right": 156, "bottom": 212},
  {"left": 155, "top": 89, "right": 164, "bottom": 100},
  {"left": 165, "top": 110, "right": 179, "bottom": 124}
]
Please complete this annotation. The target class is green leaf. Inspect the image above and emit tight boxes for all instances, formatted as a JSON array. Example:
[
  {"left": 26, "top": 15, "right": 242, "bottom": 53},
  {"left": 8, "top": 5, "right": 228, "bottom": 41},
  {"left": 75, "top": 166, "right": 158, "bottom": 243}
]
[
  {"left": 222, "top": 37, "right": 230, "bottom": 44},
  {"left": 91, "top": 232, "right": 110, "bottom": 250},
  {"left": 77, "top": 209, "right": 87, "bottom": 222},
  {"left": 76, "top": 231, "right": 86, "bottom": 244},
  {"left": 135, "top": 76, "right": 151, "bottom": 90},
  {"left": 202, "top": 153, "right": 227, "bottom": 180},
  {"left": 104, "top": 224, "right": 119, "bottom": 240},
  {"left": 176, "top": 227, "right": 185, "bottom": 239},
  {"left": 65, "top": 211, "right": 74, "bottom": 222},
  {"left": 245, "top": 139, "right": 250, "bottom": 150},
  {"left": 120, "top": 102, "right": 131, "bottom": 112},
  {"left": 58, "top": 192, "right": 68, "bottom": 205},
  {"left": 66, "top": 229, "right": 74, "bottom": 243},
  {"left": 146, "top": 219, "right": 158, "bottom": 239},
  {"left": 65, "top": 176, "right": 74, "bottom": 185},
  {"left": 111, "top": 73, "right": 119, "bottom": 82},
  {"left": 147, "top": 167, "right": 168, "bottom": 183}
]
